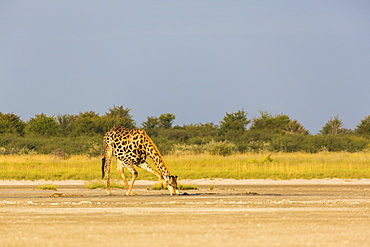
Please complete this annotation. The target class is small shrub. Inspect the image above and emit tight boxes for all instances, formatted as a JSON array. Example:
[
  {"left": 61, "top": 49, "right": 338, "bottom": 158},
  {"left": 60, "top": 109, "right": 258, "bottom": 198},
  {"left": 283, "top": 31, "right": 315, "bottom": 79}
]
[
  {"left": 86, "top": 141, "right": 102, "bottom": 158},
  {"left": 148, "top": 183, "right": 198, "bottom": 190},
  {"left": 172, "top": 143, "right": 206, "bottom": 155},
  {"left": 85, "top": 182, "right": 106, "bottom": 190},
  {"left": 37, "top": 184, "right": 57, "bottom": 191},
  {"left": 178, "top": 184, "right": 198, "bottom": 190},
  {"left": 51, "top": 149, "right": 69, "bottom": 159},
  {"left": 206, "top": 140, "right": 237, "bottom": 156},
  {"left": 262, "top": 155, "right": 273, "bottom": 162},
  {"left": 149, "top": 182, "right": 167, "bottom": 190},
  {"left": 0, "top": 147, "right": 7, "bottom": 155},
  {"left": 85, "top": 182, "right": 125, "bottom": 190}
]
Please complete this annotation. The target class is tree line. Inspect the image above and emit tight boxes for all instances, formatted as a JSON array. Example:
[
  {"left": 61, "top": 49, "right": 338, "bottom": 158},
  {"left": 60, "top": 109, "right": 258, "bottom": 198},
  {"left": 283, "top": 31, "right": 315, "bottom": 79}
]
[{"left": 1, "top": 105, "right": 370, "bottom": 156}]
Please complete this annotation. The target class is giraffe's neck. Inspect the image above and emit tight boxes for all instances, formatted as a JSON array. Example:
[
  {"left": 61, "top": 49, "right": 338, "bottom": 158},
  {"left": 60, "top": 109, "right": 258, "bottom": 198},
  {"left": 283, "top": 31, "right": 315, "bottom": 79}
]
[
  {"left": 142, "top": 132, "right": 171, "bottom": 177},
  {"left": 147, "top": 147, "right": 178, "bottom": 196},
  {"left": 148, "top": 147, "right": 170, "bottom": 177}
]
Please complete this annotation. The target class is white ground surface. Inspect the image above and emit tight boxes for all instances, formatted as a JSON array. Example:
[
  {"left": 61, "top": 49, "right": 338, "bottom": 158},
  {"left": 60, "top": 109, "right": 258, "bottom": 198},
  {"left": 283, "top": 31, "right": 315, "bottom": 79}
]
[{"left": 1, "top": 179, "right": 370, "bottom": 247}]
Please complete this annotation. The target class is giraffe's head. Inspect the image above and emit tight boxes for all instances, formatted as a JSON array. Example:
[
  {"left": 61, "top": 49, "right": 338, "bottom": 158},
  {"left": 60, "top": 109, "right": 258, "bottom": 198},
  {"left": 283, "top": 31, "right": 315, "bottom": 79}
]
[{"left": 165, "top": 175, "right": 179, "bottom": 196}]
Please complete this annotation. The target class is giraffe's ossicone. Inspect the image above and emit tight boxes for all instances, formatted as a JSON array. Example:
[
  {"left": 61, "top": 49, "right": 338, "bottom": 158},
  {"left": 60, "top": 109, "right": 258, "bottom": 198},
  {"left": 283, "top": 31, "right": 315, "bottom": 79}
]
[{"left": 102, "top": 125, "right": 179, "bottom": 196}]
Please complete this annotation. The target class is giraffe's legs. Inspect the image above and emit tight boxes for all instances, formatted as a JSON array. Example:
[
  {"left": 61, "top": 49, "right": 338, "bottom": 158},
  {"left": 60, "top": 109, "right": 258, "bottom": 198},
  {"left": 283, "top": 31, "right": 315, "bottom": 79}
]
[
  {"left": 125, "top": 164, "right": 138, "bottom": 196},
  {"left": 116, "top": 162, "right": 130, "bottom": 189},
  {"left": 136, "top": 162, "right": 163, "bottom": 180}
]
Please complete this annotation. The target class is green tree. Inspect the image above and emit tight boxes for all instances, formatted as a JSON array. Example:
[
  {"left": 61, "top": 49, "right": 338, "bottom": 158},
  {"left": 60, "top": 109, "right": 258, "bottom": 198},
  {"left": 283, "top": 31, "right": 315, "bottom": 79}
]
[
  {"left": 142, "top": 116, "right": 159, "bottom": 130},
  {"left": 158, "top": 113, "right": 176, "bottom": 129},
  {"left": 101, "top": 105, "right": 136, "bottom": 131},
  {"left": 25, "top": 114, "right": 60, "bottom": 136},
  {"left": 248, "top": 111, "right": 308, "bottom": 134},
  {"left": 219, "top": 109, "right": 250, "bottom": 135},
  {"left": 71, "top": 111, "right": 100, "bottom": 136},
  {"left": 55, "top": 114, "right": 76, "bottom": 136},
  {"left": 319, "top": 115, "right": 346, "bottom": 135},
  {"left": 0, "top": 113, "right": 26, "bottom": 135},
  {"left": 249, "top": 111, "right": 273, "bottom": 130},
  {"left": 250, "top": 111, "right": 292, "bottom": 133},
  {"left": 285, "top": 119, "right": 309, "bottom": 135},
  {"left": 355, "top": 115, "right": 370, "bottom": 137}
]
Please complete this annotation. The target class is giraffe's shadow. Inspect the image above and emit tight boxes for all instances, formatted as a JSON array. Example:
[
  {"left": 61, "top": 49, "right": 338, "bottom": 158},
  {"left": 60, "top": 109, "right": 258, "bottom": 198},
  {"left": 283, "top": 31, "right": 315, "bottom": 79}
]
[{"left": 179, "top": 192, "right": 201, "bottom": 196}]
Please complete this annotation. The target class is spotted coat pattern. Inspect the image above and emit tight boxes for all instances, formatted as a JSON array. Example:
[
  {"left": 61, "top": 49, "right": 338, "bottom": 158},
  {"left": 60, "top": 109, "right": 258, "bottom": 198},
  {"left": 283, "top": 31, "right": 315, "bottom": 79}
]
[{"left": 102, "top": 125, "right": 178, "bottom": 196}]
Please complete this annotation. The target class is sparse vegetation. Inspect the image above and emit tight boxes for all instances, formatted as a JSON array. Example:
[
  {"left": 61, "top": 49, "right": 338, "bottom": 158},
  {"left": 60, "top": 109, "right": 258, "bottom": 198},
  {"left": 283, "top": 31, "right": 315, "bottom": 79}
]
[
  {"left": 85, "top": 181, "right": 125, "bottom": 190},
  {"left": 37, "top": 184, "right": 57, "bottom": 191},
  {"left": 149, "top": 182, "right": 198, "bottom": 190}
]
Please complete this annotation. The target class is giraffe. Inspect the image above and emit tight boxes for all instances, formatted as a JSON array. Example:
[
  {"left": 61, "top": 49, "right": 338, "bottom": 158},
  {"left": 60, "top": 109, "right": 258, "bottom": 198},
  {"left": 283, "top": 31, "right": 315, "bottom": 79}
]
[{"left": 102, "top": 125, "right": 179, "bottom": 196}]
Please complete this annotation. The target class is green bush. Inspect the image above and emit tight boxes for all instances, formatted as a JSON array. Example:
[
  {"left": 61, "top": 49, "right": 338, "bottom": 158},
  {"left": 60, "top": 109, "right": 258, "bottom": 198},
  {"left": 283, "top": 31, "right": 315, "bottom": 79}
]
[{"left": 206, "top": 140, "right": 237, "bottom": 156}]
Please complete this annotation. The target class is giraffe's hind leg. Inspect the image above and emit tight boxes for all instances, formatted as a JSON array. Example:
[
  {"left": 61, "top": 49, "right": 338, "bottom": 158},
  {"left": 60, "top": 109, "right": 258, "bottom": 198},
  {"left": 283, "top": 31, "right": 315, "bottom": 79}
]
[{"left": 103, "top": 148, "right": 113, "bottom": 195}]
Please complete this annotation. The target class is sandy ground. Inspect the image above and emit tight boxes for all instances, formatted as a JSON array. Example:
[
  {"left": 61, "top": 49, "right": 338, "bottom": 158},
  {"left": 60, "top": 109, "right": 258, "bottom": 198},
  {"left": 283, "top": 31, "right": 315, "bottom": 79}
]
[{"left": 1, "top": 179, "right": 370, "bottom": 247}]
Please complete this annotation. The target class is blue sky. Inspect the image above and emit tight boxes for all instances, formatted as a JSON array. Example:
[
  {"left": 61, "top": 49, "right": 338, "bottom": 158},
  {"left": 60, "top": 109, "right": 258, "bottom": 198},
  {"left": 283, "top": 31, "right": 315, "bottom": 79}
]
[{"left": 1, "top": 1, "right": 369, "bottom": 133}]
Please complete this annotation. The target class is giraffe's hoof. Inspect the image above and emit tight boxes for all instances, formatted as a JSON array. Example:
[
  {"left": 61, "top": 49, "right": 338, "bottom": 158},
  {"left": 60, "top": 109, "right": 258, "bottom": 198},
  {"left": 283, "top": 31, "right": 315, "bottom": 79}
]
[{"left": 125, "top": 192, "right": 137, "bottom": 196}]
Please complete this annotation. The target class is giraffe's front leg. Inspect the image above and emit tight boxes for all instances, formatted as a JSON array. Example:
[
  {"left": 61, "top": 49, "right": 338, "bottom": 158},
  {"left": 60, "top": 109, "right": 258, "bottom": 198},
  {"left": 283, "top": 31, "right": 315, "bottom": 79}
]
[
  {"left": 116, "top": 162, "right": 130, "bottom": 189},
  {"left": 125, "top": 165, "right": 138, "bottom": 196},
  {"left": 136, "top": 162, "right": 163, "bottom": 180}
]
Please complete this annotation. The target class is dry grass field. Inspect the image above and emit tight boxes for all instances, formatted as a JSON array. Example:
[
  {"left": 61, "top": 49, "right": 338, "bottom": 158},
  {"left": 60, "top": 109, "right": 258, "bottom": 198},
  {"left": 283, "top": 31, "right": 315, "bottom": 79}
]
[{"left": 1, "top": 152, "right": 370, "bottom": 181}]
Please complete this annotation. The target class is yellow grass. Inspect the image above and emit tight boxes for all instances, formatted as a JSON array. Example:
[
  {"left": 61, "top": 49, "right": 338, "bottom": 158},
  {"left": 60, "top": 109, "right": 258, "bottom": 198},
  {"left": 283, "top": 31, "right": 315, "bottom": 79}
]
[
  {"left": 0, "top": 152, "right": 369, "bottom": 181},
  {"left": 165, "top": 152, "right": 370, "bottom": 180},
  {"left": 0, "top": 155, "right": 102, "bottom": 180}
]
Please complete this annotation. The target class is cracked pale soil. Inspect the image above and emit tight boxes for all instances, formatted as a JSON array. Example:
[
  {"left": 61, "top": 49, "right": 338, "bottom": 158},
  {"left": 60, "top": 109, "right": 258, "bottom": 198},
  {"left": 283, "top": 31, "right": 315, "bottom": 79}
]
[{"left": 1, "top": 179, "right": 370, "bottom": 247}]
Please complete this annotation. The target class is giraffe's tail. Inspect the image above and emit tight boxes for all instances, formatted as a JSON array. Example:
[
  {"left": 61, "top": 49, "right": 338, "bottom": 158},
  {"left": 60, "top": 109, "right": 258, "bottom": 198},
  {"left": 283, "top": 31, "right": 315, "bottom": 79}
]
[{"left": 101, "top": 157, "right": 106, "bottom": 179}]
